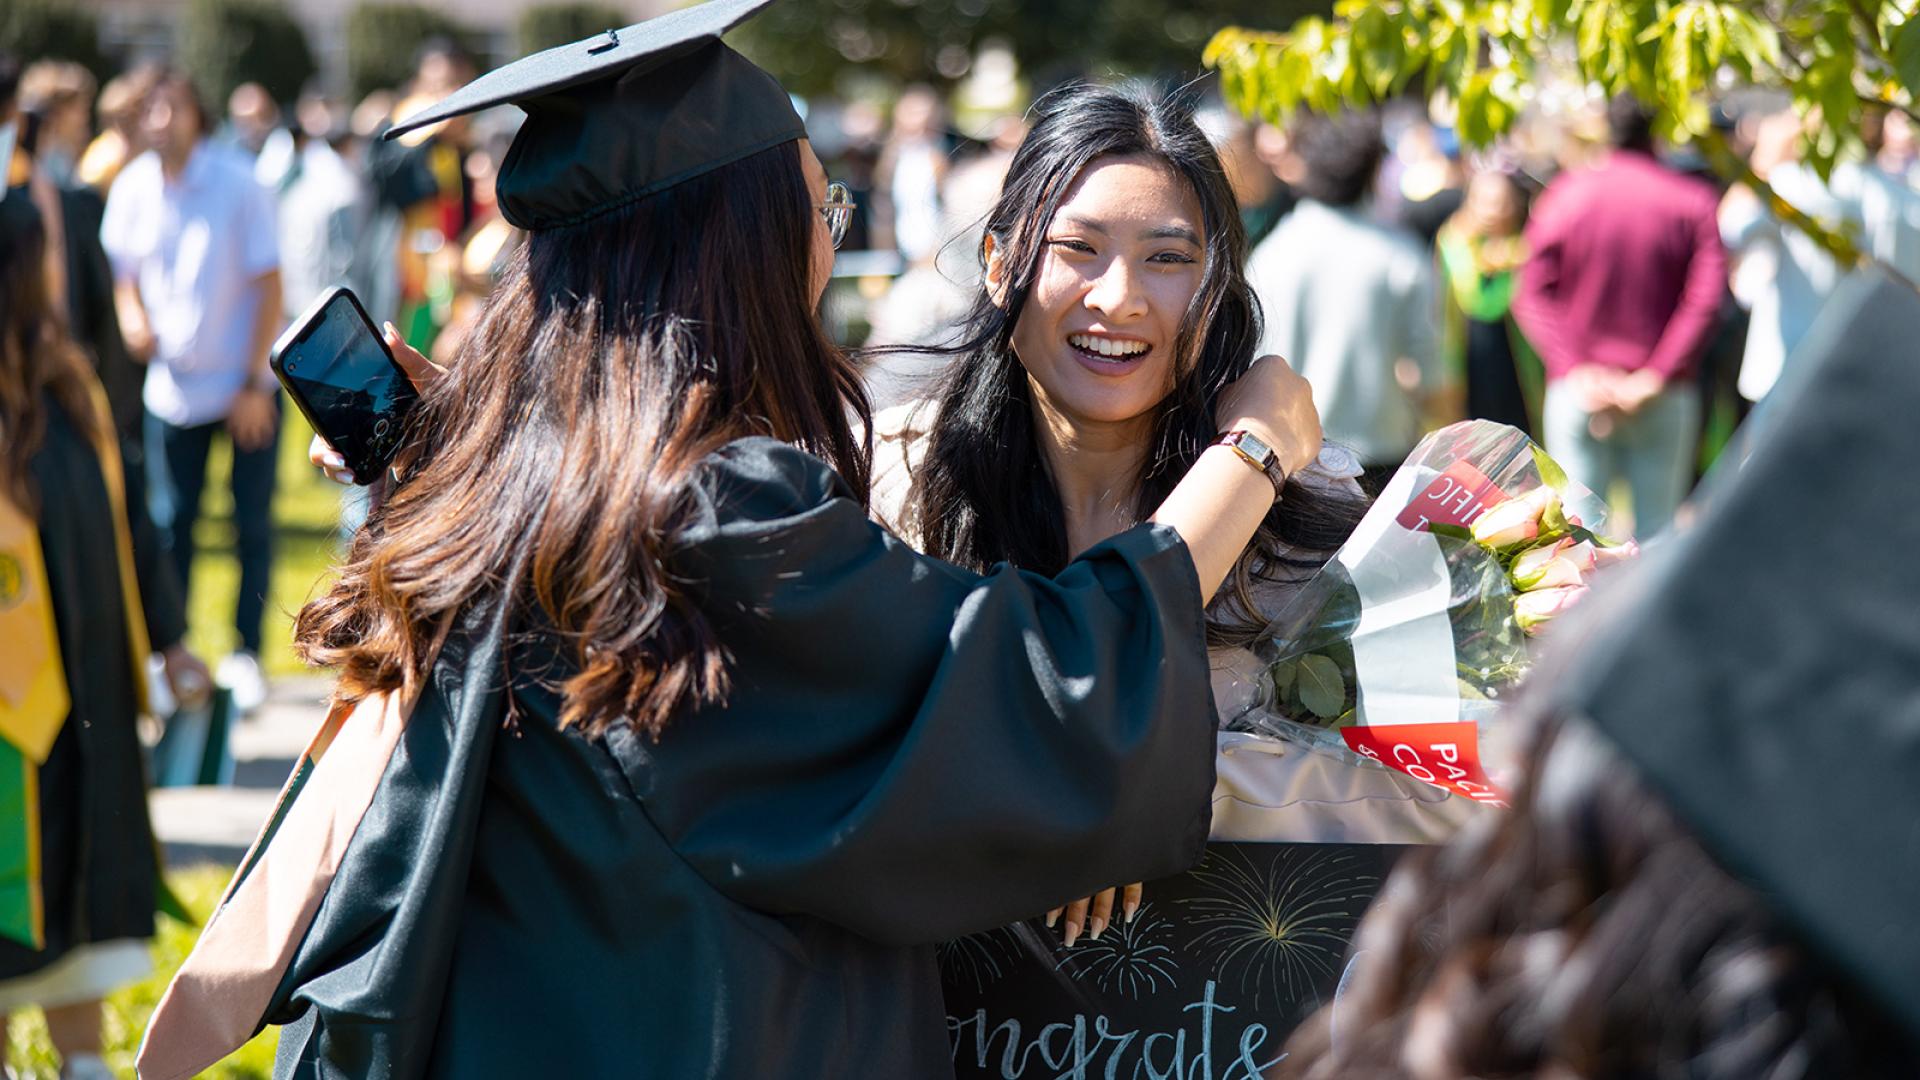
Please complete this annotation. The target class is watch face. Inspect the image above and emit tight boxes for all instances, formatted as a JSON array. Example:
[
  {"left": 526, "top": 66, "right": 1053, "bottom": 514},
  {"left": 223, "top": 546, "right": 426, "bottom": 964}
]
[{"left": 1238, "top": 431, "right": 1273, "bottom": 463}]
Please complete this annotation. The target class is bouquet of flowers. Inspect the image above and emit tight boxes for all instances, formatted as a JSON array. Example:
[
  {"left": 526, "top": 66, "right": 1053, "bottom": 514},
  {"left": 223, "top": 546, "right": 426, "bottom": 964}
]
[{"left": 1220, "top": 420, "right": 1636, "bottom": 806}]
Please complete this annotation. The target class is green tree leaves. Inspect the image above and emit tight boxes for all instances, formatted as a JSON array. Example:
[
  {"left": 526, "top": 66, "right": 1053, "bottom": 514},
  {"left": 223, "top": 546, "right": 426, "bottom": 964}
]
[
  {"left": 179, "top": 0, "right": 317, "bottom": 108},
  {"left": 345, "top": 3, "right": 480, "bottom": 101},
  {"left": 0, "top": 0, "right": 111, "bottom": 87},
  {"left": 1207, "top": 0, "right": 1918, "bottom": 165},
  {"left": 1207, "top": 0, "right": 1919, "bottom": 268}
]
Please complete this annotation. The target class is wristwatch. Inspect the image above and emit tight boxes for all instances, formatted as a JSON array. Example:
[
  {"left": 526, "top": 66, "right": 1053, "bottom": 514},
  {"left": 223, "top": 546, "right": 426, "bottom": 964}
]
[{"left": 1216, "top": 429, "right": 1288, "bottom": 496}]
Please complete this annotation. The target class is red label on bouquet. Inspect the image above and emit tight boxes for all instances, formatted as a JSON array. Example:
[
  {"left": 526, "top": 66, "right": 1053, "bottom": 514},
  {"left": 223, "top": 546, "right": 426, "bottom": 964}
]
[
  {"left": 1341, "top": 721, "right": 1508, "bottom": 807},
  {"left": 1396, "top": 461, "right": 1512, "bottom": 532}
]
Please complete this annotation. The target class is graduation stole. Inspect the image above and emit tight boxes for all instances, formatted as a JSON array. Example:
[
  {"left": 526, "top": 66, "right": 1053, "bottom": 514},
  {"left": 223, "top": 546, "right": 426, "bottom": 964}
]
[
  {"left": 141, "top": 612, "right": 456, "bottom": 1080},
  {"left": 0, "top": 374, "right": 152, "bottom": 949}
]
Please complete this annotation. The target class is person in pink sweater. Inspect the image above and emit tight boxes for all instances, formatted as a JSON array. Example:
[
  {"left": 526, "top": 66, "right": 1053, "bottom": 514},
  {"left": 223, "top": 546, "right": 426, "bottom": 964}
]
[{"left": 1511, "top": 95, "right": 1726, "bottom": 536}]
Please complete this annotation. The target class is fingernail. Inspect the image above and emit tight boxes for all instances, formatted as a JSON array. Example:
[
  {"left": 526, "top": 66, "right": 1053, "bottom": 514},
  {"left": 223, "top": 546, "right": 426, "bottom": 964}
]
[
  {"left": 323, "top": 451, "right": 346, "bottom": 468},
  {"left": 1124, "top": 901, "right": 1139, "bottom": 925},
  {"left": 339, "top": 470, "right": 355, "bottom": 484},
  {"left": 1063, "top": 921, "right": 1080, "bottom": 949},
  {"left": 1089, "top": 916, "right": 1107, "bottom": 941},
  {"left": 1044, "top": 909, "right": 1059, "bottom": 929},
  {"left": 383, "top": 321, "right": 398, "bottom": 339}
]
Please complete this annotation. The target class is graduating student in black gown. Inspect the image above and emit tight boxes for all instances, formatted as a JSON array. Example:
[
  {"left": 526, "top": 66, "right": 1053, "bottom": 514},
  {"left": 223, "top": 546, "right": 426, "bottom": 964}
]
[
  {"left": 136, "top": 2, "right": 1329, "bottom": 1077},
  {"left": 0, "top": 165, "right": 203, "bottom": 1078}
]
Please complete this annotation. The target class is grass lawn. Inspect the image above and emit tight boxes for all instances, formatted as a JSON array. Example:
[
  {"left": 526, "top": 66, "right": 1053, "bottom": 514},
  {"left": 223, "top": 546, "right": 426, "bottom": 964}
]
[
  {"left": 5, "top": 865, "right": 276, "bottom": 1078},
  {"left": 180, "top": 411, "right": 348, "bottom": 676}
]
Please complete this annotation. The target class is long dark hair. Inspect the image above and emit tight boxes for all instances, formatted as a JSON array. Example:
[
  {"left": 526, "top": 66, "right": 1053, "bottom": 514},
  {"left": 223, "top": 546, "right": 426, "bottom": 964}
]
[
  {"left": 0, "top": 195, "right": 101, "bottom": 510},
  {"left": 297, "top": 140, "right": 869, "bottom": 738},
  {"left": 906, "top": 83, "right": 1365, "bottom": 645},
  {"left": 1277, "top": 705, "right": 1920, "bottom": 1078}
]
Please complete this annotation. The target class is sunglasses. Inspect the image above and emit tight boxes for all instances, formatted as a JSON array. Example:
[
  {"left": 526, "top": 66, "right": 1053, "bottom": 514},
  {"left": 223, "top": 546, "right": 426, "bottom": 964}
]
[{"left": 820, "top": 181, "right": 855, "bottom": 250}]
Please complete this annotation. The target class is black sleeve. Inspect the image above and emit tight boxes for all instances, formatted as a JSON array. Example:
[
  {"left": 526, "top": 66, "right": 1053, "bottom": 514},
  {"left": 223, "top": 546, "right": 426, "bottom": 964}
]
[{"left": 620, "top": 439, "right": 1218, "bottom": 946}]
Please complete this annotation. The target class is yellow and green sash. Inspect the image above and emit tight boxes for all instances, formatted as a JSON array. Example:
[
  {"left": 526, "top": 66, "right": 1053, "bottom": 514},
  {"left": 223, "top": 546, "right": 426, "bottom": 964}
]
[{"left": 0, "top": 374, "right": 151, "bottom": 949}]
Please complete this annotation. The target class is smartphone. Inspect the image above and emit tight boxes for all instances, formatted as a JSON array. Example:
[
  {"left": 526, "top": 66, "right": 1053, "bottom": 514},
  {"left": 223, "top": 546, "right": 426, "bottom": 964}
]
[{"left": 270, "top": 287, "right": 419, "bottom": 485}]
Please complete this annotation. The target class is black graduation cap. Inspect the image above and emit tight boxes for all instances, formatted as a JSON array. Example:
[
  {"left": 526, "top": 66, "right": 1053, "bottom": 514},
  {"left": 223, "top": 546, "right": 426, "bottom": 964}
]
[
  {"left": 387, "top": 0, "right": 804, "bottom": 230},
  {"left": 1545, "top": 267, "right": 1920, "bottom": 1038}
]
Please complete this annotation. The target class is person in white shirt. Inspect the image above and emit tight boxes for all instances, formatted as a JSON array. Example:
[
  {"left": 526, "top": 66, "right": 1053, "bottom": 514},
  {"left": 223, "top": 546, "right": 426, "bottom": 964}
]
[
  {"left": 101, "top": 69, "right": 282, "bottom": 709},
  {"left": 1720, "top": 107, "right": 1920, "bottom": 409},
  {"left": 878, "top": 86, "right": 948, "bottom": 264},
  {"left": 1246, "top": 109, "right": 1444, "bottom": 486},
  {"left": 270, "top": 106, "right": 365, "bottom": 323},
  {"left": 1836, "top": 108, "right": 1920, "bottom": 284}
]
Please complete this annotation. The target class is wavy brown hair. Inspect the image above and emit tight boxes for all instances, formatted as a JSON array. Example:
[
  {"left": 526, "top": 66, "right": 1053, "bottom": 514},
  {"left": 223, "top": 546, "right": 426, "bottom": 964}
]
[
  {"left": 296, "top": 140, "right": 869, "bottom": 738},
  {"left": 0, "top": 195, "right": 101, "bottom": 510}
]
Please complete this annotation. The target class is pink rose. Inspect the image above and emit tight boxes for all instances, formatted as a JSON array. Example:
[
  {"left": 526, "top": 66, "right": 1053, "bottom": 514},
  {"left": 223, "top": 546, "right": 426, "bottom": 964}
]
[
  {"left": 1593, "top": 539, "right": 1641, "bottom": 566},
  {"left": 1510, "top": 538, "right": 1595, "bottom": 590},
  {"left": 1471, "top": 494, "right": 1544, "bottom": 549},
  {"left": 1514, "top": 583, "right": 1589, "bottom": 633}
]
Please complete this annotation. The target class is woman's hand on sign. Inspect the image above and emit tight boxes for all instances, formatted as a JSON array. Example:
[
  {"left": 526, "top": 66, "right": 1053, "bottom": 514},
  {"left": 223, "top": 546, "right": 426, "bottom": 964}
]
[
  {"left": 308, "top": 323, "right": 446, "bottom": 485},
  {"left": 1045, "top": 883, "right": 1143, "bottom": 948}
]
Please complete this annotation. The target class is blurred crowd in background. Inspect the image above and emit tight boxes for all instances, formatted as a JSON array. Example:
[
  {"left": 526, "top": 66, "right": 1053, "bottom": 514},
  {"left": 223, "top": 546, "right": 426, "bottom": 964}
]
[
  {"left": 7, "top": 30, "right": 1920, "bottom": 706},
  {"left": 8, "top": 8, "right": 1920, "bottom": 1074}
]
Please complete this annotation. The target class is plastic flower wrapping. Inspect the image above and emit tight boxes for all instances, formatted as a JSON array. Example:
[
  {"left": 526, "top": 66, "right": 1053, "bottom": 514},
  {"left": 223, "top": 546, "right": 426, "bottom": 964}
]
[{"left": 1218, "top": 420, "right": 1635, "bottom": 807}]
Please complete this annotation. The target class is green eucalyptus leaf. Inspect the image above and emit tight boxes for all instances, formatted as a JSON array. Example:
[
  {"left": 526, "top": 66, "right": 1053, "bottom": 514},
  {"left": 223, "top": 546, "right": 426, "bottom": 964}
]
[
  {"left": 1352, "top": 4, "right": 1403, "bottom": 98},
  {"left": 1268, "top": 656, "right": 1299, "bottom": 696},
  {"left": 1531, "top": 443, "right": 1570, "bottom": 490},
  {"left": 1894, "top": 16, "right": 1920, "bottom": 100},
  {"left": 1459, "top": 68, "right": 1492, "bottom": 145},
  {"left": 1297, "top": 654, "right": 1348, "bottom": 719},
  {"left": 1659, "top": 7, "right": 1695, "bottom": 96},
  {"left": 1721, "top": 6, "right": 1759, "bottom": 69}
]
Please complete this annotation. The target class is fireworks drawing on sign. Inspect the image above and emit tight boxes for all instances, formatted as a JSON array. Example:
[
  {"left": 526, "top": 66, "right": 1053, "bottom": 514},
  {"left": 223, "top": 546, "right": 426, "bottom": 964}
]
[
  {"left": 1052, "top": 902, "right": 1181, "bottom": 1000},
  {"left": 1175, "top": 847, "right": 1377, "bottom": 1010},
  {"left": 938, "top": 926, "right": 1024, "bottom": 994}
]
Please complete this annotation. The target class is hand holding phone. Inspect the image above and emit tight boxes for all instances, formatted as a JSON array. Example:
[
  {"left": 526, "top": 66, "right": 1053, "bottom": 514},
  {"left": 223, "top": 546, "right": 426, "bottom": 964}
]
[
  {"left": 271, "top": 287, "right": 421, "bottom": 485},
  {"left": 309, "top": 325, "right": 445, "bottom": 484}
]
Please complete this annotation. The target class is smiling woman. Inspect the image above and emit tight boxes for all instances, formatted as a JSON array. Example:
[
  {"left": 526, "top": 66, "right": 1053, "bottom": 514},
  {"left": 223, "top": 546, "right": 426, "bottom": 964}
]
[
  {"left": 867, "top": 84, "right": 1488, "bottom": 971},
  {"left": 893, "top": 83, "right": 1369, "bottom": 637},
  {"left": 1000, "top": 156, "right": 1205, "bottom": 459}
]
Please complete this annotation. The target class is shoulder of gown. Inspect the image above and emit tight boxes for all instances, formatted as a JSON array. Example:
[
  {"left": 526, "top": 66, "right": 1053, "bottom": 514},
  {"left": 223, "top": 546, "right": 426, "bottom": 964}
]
[{"left": 638, "top": 433, "right": 1221, "bottom": 945}]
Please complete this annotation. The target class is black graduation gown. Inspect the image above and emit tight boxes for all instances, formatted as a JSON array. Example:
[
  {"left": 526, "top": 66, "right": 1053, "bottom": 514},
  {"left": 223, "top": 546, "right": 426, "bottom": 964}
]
[
  {"left": 0, "top": 393, "right": 186, "bottom": 981},
  {"left": 57, "top": 182, "right": 145, "bottom": 445},
  {"left": 264, "top": 438, "right": 1217, "bottom": 1078}
]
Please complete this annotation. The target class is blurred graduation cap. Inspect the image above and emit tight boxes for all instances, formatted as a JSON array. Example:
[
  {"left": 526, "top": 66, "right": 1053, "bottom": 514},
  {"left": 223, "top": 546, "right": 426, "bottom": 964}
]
[
  {"left": 1547, "top": 267, "right": 1920, "bottom": 1038},
  {"left": 387, "top": 0, "right": 804, "bottom": 230}
]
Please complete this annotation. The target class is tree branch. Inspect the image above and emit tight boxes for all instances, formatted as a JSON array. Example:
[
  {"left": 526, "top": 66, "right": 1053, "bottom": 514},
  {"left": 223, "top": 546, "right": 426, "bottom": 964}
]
[
  {"left": 1843, "top": 0, "right": 1890, "bottom": 62},
  {"left": 1699, "top": 128, "right": 1866, "bottom": 269},
  {"left": 1856, "top": 88, "right": 1920, "bottom": 127}
]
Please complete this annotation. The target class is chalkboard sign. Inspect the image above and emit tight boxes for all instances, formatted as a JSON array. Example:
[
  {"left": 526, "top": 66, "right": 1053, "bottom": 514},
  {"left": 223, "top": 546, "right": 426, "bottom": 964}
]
[{"left": 942, "top": 843, "right": 1407, "bottom": 1079}]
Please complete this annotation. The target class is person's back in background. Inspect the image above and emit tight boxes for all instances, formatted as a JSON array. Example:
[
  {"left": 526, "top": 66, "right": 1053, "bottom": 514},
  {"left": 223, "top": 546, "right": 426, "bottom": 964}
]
[
  {"left": 1512, "top": 95, "right": 1725, "bottom": 537},
  {"left": 1248, "top": 109, "right": 1443, "bottom": 488}
]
